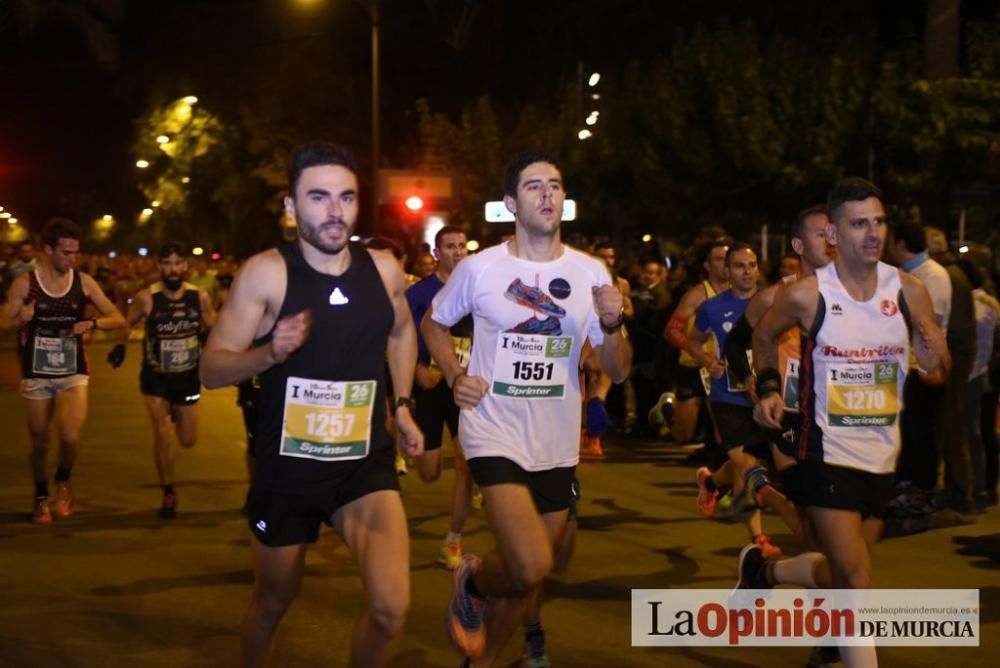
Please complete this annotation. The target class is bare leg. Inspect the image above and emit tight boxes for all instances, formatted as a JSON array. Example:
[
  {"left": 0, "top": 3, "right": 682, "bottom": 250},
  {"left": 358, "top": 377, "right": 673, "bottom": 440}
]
[
  {"left": 333, "top": 490, "right": 411, "bottom": 668},
  {"left": 143, "top": 395, "right": 175, "bottom": 486},
  {"left": 172, "top": 402, "right": 199, "bottom": 449},
  {"left": 26, "top": 397, "right": 55, "bottom": 486},
  {"left": 449, "top": 437, "right": 473, "bottom": 534},
  {"left": 242, "top": 538, "right": 308, "bottom": 668},
  {"left": 54, "top": 385, "right": 88, "bottom": 472},
  {"left": 673, "top": 397, "right": 700, "bottom": 443}
]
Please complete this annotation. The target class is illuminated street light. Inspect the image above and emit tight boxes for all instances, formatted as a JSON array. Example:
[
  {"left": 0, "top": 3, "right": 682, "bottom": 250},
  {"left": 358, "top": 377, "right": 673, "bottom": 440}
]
[
  {"left": 0, "top": 212, "right": 10, "bottom": 219},
  {"left": 588, "top": 72, "right": 601, "bottom": 87},
  {"left": 182, "top": 95, "right": 198, "bottom": 105},
  {"left": 586, "top": 114, "right": 598, "bottom": 126},
  {"left": 102, "top": 214, "right": 113, "bottom": 222},
  {"left": 466, "top": 240, "right": 480, "bottom": 252},
  {"left": 0, "top": 206, "right": 4, "bottom": 212},
  {"left": 8, "top": 218, "right": 17, "bottom": 224},
  {"left": 142, "top": 208, "right": 154, "bottom": 216},
  {"left": 156, "top": 135, "right": 170, "bottom": 144},
  {"left": 578, "top": 129, "right": 593, "bottom": 140},
  {"left": 138, "top": 247, "right": 149, "bottom": 257},
  {"left": 181, "top": 177, "right": 191, "bottom": 184},
  {"left": 136, "top": 159, "right": 150, "bottom": 169},
  {"left": 405, "top": 195, "right": 424, "bottom": 211},
  {"left": 151, "top": 200, "right": 161, "bottom": 208},
  {"left": 192, "top": 246, "right": 204, "bottom": 256},
  {"left": 642, "top": 233, "right": 652, "bottom": 242}
]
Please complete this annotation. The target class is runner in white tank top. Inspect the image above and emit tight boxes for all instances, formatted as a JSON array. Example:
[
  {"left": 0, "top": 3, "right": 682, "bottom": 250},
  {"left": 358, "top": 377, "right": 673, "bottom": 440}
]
[{"left": 743, "top": 179, "right": 949, "bottom": 668}]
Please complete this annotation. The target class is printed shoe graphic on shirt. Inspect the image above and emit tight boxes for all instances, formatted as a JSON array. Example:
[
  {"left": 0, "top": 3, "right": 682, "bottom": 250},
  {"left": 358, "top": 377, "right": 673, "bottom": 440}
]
[
  {"left": 509, "top": 315, "right": 562, "bottom": 336},
  {"left": 504, "top": 278, "right": 566, "bottom": 318}
]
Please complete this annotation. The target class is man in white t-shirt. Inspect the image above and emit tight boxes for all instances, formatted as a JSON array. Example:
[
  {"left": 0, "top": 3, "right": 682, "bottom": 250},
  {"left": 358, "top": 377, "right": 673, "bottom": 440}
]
[{"left": 423, "top": 151, "right": 632, "bottom": 666}]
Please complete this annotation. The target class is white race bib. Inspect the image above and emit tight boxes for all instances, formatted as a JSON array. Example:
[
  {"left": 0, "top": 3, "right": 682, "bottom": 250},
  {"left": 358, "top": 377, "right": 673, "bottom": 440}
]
[
  {"left": 280, "top": 377, "right": 376, "bottom": 461},
  {"left": 490, "top": 333, "right": 573, "bottom": 400}
]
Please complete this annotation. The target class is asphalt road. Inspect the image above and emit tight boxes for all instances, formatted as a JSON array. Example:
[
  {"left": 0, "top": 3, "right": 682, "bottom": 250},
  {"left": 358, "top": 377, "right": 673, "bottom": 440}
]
[{"left": 0, "top": 341, "right": 997, "bottom": 667}]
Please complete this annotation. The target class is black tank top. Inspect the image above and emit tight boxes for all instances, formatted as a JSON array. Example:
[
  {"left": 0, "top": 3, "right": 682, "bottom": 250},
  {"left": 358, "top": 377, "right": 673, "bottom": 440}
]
[
  {"left": 143, "top": 282, "right": 202, "bottom": 374},
  {"left": 19, "top": 269, "right": 89, "bottom": 378},
  {"left": 253, "top": 242, "right": 394, "bottom": 493}
]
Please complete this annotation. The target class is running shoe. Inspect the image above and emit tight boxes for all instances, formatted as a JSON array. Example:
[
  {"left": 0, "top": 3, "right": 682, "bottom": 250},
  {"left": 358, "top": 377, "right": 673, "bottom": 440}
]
[
  {"left": 715, "top": 491, "right": 734, "bottom": 515},
  {"left": 521, "top": 630, "right": 551, "bottom": 668},
  {"left": 504, "top": 279, "right": 567, "bottom": 318},
  {"left": 446, "top": 554, "right": 487, "bottom": 659},
  {"left": 734, "top": 543, "right": 771, "bottom": 590},
  {"left": 582, "top": 435, "right": 604, "bottom": 458},
  {"left": 754, "top": 533, "right": 782, "bottom": 560},
  {"left": 648, "top": 391, "right": 675, "bottom": 429},
  {"left": 696, "top": 467, "right": 719, "bottom": 516},
  {"left": 439, "top": 539, "right": 463, "bottom": 570},
  {"left": 445, "top": 554, "right": 486, "bottom": 659},
  {"left": 159, "top": 491, "right": 178, "bottom": 519},
  {"left": 53, "top": 482, "right": 74, "bottom": 520},
  {"left": 32, "top": 496, "right": 52, "bottom": 525},
  {"left": 510, "top": 316, "right": 561, "bottom": 336}
]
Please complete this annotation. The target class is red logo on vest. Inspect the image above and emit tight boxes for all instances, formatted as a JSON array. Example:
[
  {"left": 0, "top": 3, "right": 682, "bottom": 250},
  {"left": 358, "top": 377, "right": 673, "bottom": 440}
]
[{"left": 880, "top": 299, "right": 898, "bottom": 317}]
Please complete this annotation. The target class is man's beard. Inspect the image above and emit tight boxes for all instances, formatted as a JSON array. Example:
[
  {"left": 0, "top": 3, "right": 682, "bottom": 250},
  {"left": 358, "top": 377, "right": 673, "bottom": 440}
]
[
  {"left": 163, "top": 275, "right": 183, "bottom": 291},
  {"left": 300, "top": 218, "right": 349, "bottom": 256}
]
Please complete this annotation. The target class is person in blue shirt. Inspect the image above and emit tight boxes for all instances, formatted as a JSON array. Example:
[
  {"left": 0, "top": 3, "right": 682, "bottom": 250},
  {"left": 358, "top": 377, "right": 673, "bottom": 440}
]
[
  {"left": 688, "top": 243, "right": 782, "bottom": 558},
  {"left": 405, "top": 225, "right": 476, "bottom": 570}
]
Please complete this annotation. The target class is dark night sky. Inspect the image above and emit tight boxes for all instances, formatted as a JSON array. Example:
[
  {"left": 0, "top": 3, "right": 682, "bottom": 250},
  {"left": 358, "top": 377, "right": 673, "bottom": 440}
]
[{"left": 1, "top": 0, "right": 982, "bottom": 233}]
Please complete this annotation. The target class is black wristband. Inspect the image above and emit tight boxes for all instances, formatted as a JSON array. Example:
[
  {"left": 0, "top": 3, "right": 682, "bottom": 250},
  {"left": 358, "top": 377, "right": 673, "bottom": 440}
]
[
  {"left": 755, "top": 367, "right": 782, "bottom": 398},
  {"left": 394, "top": 396, "right": 416, "bottom": 413},
  {"left": 600, "top": 308, "right": 625, "bottom": 335},
  {"left": 91, "top": 317, "right": 99, "bottom": 331}
]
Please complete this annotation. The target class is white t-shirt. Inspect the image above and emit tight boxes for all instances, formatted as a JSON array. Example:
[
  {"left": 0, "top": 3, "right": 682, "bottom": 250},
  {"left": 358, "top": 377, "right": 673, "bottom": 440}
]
[{"left": 431, "top": 241, "right": 610, "bottom": 471}]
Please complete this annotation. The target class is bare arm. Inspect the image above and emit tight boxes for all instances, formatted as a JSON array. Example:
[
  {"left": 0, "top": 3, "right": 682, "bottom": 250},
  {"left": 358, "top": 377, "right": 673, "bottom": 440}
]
[
  {"left": 81, "top": 272, "right": 127, "bottom": 332},
  {"left": 199, "top": 288, "right": 218, "bottom": 331},
  {"left": 617, "top": 277, "right": 635, "bottom": 321},
  {"left": 593, "top": 284, "right": 632, "bottom": 383},
  {"left": 371, "top": 250, "right": 423, "bottom": 456},
  {"left": 900, "top": 272, "right": 950, "bottom": 382},
  {"left": 200, "top": 252, "right": 293, "bottom": 389},
  {"left": 123, "top": 289, "right": 152, "bottom": 341},
  {"left": 663, "top": 284, "right": 705, "bottom": 354},
  {"left": 0, "top": 274, "right": 31, "bottom": 332}
]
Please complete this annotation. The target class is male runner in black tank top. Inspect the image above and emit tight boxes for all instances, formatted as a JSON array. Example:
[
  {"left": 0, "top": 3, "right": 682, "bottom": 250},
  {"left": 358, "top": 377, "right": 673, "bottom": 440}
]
[
  {"left": 201, "top": 142, "right": 423, "bottom": 668},
  {"left": 0, "top": 219, "right": 125, "bottom": 524},
  {"left": 125, "top": 242, "right": 216, "bottom": 518}
]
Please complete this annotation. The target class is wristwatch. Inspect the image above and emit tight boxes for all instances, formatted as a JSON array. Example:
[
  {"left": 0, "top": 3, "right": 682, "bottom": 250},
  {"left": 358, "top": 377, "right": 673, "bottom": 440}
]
[
  {"left": 90, "top": 317, "right": 99, "bottom": 331},
  {"left": 394, "top": 396, "right": 416, "bottom": 413}
]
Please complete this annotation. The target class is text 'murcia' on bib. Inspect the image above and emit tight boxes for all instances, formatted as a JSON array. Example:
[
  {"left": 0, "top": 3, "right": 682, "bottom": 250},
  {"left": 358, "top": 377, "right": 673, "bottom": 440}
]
[
  {"left": 280, "top": 377, "right": 376, "bottom": 461},
  {"left": 491, "top": 333, "right": 574, "bottom": 399}
]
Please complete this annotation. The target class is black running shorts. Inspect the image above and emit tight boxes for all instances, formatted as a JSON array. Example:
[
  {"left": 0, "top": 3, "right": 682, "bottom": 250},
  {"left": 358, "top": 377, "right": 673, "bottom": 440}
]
[
  {"left": 140, "top": 367, "right": 201, "bottom": 406},
  {"left": 795, "top": 459, "right": 894, "bottom": 520},
  {"left": 413, "top": 380, "right": 459, "bottom": 452},
  {"left": 711, "top": 401, "right": 771, "bottom": 456},
  {"left": 675, "top": 365, "right": 705, "bottom": 401},
  {"left": 245, "top": 448, "right": 400, "bottom": 547},
  {"left": 467, "top": 457, "right": 575, "bottom": 514}
]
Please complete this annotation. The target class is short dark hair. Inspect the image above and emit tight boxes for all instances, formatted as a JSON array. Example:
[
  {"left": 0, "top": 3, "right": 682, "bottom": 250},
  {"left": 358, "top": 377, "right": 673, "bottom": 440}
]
[
  {"left": 434, "top": 225, "right": 466, "bottom": 249},
  {"left": 593, "top": 241, "right": 616, "bottom": 253},
  {"left": 725, "top": 242, "right": 757, "bottom": 266},
  {"left": 790, "top": 204, "right": 827, "bottom": 240},
  {"left": 827, "top": 177, "right": 883, "bottom": 222},
  {"left": 892, "top": 220, "right": 927, "bottom": 254},
  {"left": 503, "top": 150, "right": 561, "bottom": 197},
  {"left": 700, "top": 235, "right": 734, "bottom": 266},
  {"left": 41, "top": 218, "right": 82, "bottom": 249},
  {"left": 158, "top": 241, "right": 186, "bottom": 259},
  {"left": 365, "top": 235, "right": 404, "bottom": 261},
  {"left": 287, "top": 142, "right": 358, "bottom": 196}
]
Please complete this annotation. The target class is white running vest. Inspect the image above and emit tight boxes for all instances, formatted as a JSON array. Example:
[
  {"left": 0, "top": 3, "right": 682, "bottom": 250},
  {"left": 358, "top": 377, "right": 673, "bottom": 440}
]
[{"left": 802, "top": 262, "right": 909, "bottom": 474}]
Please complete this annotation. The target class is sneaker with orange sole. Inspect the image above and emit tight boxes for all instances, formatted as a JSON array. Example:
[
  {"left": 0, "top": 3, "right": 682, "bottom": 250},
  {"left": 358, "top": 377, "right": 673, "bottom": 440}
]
[
  {"left": 696, "top": 467, "right": 719, "bottom": 516},
  {"left": 446, "top": 554, "right": 487, "bottom": 659},
  {"left": 754, "top": 533, "right": 782, "bottom": 560},
  {"left": 32, "top": 497, "right": 52, "bottom": 525},
  {"left": 53, "top": 482, "right": 74, "bottom": 520}
]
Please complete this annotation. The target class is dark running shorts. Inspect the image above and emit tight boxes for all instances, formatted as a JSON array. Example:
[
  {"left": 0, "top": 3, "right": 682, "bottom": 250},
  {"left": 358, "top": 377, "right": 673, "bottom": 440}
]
[
  {"left": 246, "top": 448, "right": 400, "bottom": 547},
  {"left": 711, "top": 401, "right": 771, "bottom": 457},
  {"left": 413, "top": 380, "right": 459, "bottom": 452},
  {"left": 795, "top": 459, "right": 894, "bottom": 520},
  {"left": 675, "top": 365, "right": 705, "bottom": 401},
  {"left": 467, "top": 457, "right": 576, "bottom": 514},
  {"left": 140, "top": 367, "right": 201, "bottom": 406}
]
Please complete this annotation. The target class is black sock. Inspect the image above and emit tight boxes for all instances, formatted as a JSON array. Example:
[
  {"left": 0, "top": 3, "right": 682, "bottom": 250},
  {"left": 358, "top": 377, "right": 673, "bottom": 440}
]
[
  {"left": 55, "top": 466, "right": 71, "bottom": 483},
  {"left": 705, "top": 476, "right": 719, "bottom": 493},
  {"left": 163, "top": 484, "right": 175, "bottom": 495},
  {"left": 464, "top": 572, "right": 484, "bottom": 600},
  {"left": 524, "top": 621, "right": 543, "bottom": 637},
  {"left": 35, "top": 482, "right": 49, "bottom": 499}
]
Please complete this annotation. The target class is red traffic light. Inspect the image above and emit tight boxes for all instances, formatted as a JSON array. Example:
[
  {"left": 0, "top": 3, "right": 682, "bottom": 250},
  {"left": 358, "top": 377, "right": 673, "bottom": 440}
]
[{"left": 405, "top": 195, "right": 424, "bottom": 212}]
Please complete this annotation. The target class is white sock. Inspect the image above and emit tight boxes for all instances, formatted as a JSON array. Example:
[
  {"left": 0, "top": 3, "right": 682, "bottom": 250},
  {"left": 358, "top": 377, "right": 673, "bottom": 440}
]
[{"left": 772, "top": 552, "right": 825, "bottom": 588}]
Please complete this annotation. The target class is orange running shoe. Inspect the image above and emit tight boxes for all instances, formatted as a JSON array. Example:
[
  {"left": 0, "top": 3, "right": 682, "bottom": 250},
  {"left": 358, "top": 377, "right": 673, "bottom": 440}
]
[
  {"left": 446, "top": 554, "right": 487, "bottom": 659},
  {"left": 32, "top": 497, "right": 52, "bottom": 525},
  {"left": 53, "top": 482, "right": 74, "bottom": 520},
  {"left": 696, "top": 467, "right": 719, "bottom": 517},
  {"left": 754, "top": 533, "right": 782, "bottom": 560},
  {"left": 584, "top": 436, "right": 604, "bottom": 458}
]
